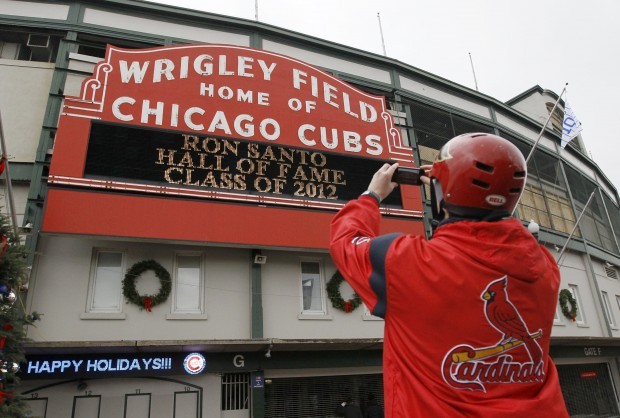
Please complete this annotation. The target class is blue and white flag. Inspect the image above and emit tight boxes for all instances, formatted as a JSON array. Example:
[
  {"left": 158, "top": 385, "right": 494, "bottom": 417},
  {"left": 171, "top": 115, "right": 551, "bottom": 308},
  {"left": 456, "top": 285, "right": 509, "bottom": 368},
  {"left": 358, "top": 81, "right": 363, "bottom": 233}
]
[{"left": 561, "top": 100, "right": 583, "bottom": 149}]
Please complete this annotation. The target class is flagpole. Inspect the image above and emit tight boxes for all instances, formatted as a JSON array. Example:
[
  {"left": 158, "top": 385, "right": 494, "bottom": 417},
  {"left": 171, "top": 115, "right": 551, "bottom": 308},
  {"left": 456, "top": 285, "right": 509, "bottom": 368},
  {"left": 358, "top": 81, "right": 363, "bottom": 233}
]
[
  {"left": 556, "top": 190, "right": 596, "bottom": 266},
  {"left": 524, "top": 82, "right": 568, "bottom": 166},
  {"left": 255, "top": 0, "right": 259, "bottom": 21},
  {"left": 0, "top": 111, "right": 19, "bottom": 237},
  {"left": 377, "top": 13, "right": 387, "bottom": 56},
  {"left": 511, "top": 83, "right": 568, "bottom": 216},
  {"left": 468, "top": 52, "right": 479, "bottom": 91}
]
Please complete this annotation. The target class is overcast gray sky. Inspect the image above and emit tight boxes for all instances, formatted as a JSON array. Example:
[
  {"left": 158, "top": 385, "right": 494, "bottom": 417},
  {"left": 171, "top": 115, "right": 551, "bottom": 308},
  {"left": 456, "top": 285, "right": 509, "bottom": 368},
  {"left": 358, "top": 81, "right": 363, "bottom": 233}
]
[{"left": 149, "top": 0, "right": 620, "bottom": 191}]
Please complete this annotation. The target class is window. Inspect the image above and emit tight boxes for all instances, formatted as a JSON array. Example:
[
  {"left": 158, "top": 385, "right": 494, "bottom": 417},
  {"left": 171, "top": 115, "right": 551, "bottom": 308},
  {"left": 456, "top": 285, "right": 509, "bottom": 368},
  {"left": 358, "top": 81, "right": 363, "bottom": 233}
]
[
  {"left": 172, "top": 253, "right": 203, "bottom": 314},
  {"left": 564, "top": 165, "right": 617, "bottom": 253},
  {"left": 76, "top": 33, "right": 156, "bottom": 59},
  {"left": 407, "top": 100, "right": 492, "bottom": 201},
  {"left": 519, "top": 183, "right": 553, "bottom": 229},
  {"left": 0, "top": 28, "right": 62, "bottom": 62},
  {"left": 601, "top": 291, "right": 616, "bottom": 327},
  {"left": 601, "top": 193, "right": 620, "bottom": 255},
  {"left": 506, "top": 136, "right": 577, "bottom": 234},
  {"left": 387, "top": 101, "right": 412, "bottom": 147},
  {"left": 568, "top": 285, "right": 585, "bottom": 324},
  {"left": 604, "top": 264, "right": 618, "bottom": 279},
  {"left": 545, "top": 102, "right": 565, "bottom": 138},
  {"left": 300, "top": 261, "right": 325, "bottom": 314},
  {"left": 221, "top": 373, "right": 250, "bottom": 411},
  {"left": 87, "top": 249, "right": 125, "bottom": 313}
]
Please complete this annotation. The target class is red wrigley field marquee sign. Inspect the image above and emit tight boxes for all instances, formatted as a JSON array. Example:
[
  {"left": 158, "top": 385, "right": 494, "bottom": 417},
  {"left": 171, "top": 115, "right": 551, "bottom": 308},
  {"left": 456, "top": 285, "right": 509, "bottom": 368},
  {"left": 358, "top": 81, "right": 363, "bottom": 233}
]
[{"left": 44, "top": 44, "right": 424, "bottom": 248}]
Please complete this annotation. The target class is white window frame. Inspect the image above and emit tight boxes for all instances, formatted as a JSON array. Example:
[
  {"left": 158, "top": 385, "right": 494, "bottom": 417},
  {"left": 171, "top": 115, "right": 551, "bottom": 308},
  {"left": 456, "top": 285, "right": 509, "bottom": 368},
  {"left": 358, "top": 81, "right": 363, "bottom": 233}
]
[
  {"left": 568, "top": 285, "right": 586, "bottom": 325},
  {"left": 553, "top": 303, "right": 563, "bottom": 325},
  {"left": 362, "top": 303, "right": 384, "bottom": 321},
  {"left": 601, "top": 291, "right": 616, "bottom": 328},
  {"left": 168, "top": 251, "right": 206, "bottom": 319},
  {"left": 82, "top": 248, "right": 126, "bottom": 319},
  {"left": 615, "top": 296, "right": 620, "bottom": 325},
  {"left": 298, "top": 259, "right": 328, "bottom": 318}
]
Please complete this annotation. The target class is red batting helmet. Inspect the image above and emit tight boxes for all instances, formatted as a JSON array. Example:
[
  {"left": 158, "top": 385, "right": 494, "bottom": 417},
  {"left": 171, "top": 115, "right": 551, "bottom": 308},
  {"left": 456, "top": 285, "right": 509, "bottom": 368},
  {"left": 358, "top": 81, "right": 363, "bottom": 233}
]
[{"left": 429, "top": 133, "right": 527, "bottom": 220}]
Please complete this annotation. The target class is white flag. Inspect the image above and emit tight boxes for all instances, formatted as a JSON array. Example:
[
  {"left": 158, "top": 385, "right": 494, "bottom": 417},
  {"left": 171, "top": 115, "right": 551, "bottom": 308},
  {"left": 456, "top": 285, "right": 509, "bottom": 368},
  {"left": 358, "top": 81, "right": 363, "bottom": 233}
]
[{"left": 561, "top": 100, "right": 583, "bottom": 149}]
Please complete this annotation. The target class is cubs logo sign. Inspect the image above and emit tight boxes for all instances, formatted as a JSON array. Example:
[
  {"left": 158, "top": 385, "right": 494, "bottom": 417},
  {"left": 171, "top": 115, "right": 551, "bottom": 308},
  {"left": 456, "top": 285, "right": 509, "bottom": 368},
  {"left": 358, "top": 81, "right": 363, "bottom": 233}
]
[
  {"left": 183, "top": 352, "right": 206, "bottom": 375},
  {"left": 441, "top": 276, "right": 544, "bottom": 392}
]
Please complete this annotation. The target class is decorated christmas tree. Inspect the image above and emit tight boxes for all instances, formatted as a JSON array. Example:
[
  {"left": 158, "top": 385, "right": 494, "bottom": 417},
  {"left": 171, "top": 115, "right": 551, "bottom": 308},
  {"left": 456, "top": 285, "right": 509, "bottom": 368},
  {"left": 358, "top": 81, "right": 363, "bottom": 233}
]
[{"left": 0, "top": 207, "right": 40, "bottom": 416}]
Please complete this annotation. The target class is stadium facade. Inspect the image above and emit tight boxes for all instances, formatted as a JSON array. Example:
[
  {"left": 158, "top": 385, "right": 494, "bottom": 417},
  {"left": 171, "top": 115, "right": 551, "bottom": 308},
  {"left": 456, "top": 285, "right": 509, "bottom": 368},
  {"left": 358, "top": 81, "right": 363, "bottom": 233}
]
[{"left": 1, "top": 0, "right": 619, "bottom": 416}]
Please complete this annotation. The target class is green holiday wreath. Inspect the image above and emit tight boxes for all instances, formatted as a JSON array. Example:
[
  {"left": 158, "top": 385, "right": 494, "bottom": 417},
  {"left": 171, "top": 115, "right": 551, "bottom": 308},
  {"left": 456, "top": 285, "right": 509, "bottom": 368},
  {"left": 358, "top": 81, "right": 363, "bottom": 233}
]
[
  {"left": 122, "top": 259, "right": 171, "bottom": 312},
  {"left": 559, "top": 289, "right": 578, "bottom": 321},
  {"left": 327, "top": 271, "right": 362, "bottom": 313}
]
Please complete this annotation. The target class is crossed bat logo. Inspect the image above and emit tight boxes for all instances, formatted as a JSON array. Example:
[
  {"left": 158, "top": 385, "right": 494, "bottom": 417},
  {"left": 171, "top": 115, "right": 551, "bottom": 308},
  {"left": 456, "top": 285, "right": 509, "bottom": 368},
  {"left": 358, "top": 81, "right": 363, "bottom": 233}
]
[{"left": 441, "top": 276, "right": 545, "bottom": 392}]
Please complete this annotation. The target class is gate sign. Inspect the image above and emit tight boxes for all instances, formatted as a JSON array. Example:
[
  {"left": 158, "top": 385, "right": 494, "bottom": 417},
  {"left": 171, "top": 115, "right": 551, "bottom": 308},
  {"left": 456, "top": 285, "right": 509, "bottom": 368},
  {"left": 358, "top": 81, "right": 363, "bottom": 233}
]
[{"left": 44, "top": 44, "right": 423, "bottom": 248}]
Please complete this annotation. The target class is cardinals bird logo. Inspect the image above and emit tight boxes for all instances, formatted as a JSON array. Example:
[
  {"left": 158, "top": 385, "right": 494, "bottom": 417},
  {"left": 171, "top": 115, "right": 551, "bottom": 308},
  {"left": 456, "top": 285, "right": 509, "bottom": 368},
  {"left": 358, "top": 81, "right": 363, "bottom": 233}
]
[
  {"left": 482, "top": 276, "right": 543, "bottom": 366},
  {"left": 441, "top": 276, "right": 545, "bottom": 392}
]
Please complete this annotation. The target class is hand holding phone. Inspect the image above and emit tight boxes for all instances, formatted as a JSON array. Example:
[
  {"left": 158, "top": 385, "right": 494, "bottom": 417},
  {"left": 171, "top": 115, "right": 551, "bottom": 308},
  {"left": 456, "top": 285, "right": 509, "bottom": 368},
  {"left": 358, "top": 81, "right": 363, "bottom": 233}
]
[{"left": 391, "top": 167, "right": 423, "bottom": 185}]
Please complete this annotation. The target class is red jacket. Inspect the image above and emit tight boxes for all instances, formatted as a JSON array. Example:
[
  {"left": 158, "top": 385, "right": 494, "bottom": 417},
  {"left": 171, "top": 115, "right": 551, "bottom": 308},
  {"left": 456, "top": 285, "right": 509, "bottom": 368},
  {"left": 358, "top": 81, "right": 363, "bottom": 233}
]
[{"left": 330, "top": 196, "right": 569, "bottom": 417}]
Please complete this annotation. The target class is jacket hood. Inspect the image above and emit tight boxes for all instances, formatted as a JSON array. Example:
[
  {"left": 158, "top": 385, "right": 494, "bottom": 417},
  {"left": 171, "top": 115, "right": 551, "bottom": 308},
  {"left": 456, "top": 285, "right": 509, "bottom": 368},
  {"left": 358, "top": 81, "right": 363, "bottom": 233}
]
[{"left": 433, "top": 218, "right": 554, "bottom": 282}]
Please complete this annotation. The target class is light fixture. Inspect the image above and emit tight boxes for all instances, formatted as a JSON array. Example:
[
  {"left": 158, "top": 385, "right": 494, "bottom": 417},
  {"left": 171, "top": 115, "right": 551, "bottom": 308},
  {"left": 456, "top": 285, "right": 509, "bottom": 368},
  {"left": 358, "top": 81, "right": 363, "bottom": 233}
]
[
  {"left": 77, "top": 380, "right": 88, "bottom": 391},
  {"left": 265, "top": 342, "right": 273, "bottom": 358},
  {"left": 605, "top": 262, "right": 614, "bottom": 269},
  {"left": 554, "top": 245, "right": 561, "bottom": 252},
  {"left": 20, "top": 222, "right": 33, "bottom": 233},
  {"left": 254, "top": 254, "right": 267, "bottom": 265}
]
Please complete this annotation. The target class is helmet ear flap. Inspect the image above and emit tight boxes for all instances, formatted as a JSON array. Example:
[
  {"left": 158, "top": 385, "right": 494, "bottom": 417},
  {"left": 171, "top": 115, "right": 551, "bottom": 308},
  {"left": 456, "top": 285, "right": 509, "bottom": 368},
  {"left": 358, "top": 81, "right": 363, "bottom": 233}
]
[{"left": 430, "top": 178, "right": 444, "bottom": 221}]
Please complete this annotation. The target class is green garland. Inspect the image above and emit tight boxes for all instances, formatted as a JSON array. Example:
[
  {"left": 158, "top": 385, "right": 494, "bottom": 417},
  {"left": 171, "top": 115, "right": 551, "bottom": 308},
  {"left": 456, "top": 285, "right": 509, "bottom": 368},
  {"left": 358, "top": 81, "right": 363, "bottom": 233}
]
[
  {"left": 327, "top": 271, "right": 362, "bottom": 313},
  {"left": 559, "top": 289, "right": 578, "bottom": 321},
  {"left": 122, "top": 260, "right": 171, "bottom": 311}
]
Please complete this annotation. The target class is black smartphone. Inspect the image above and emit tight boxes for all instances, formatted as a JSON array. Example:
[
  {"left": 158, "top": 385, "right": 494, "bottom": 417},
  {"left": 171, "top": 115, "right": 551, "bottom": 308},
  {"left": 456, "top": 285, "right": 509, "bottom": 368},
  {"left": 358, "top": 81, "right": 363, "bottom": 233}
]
[{"left": 392, "top": 167, "right": 423, "bottom": 185}]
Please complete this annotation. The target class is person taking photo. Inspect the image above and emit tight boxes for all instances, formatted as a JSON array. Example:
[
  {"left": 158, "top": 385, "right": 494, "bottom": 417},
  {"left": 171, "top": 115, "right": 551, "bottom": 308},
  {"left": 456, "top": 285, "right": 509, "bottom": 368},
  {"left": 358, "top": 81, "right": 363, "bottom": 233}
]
[{"left": 330, "top": 133, "right": 568, "bottom": 417}]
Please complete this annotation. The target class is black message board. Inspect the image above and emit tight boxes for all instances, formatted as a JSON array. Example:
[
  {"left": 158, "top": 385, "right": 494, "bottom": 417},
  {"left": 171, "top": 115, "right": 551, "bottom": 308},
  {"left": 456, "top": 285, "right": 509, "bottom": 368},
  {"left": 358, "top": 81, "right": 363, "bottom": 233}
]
[{"left": 84, "top": 122, "right": 403, "bottom": 207}]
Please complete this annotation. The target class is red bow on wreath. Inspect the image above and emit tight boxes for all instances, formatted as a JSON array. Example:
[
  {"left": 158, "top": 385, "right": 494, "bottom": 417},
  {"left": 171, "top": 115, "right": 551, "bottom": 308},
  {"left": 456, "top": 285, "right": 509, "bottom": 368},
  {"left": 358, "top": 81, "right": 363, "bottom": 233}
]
[
  {"left": 1, "top": 235, "right": 7, "bottom": 255},
  {"left": 345, "top": 301, "right": 352, "bottom": 313},
  {"left": 0, "top": 389, "right": 13, "bottom": 405},
  {"left": 0, "top": 323, "right": 13, "bottom": 349},
  {"left": 0, "top": 381, "right": 13, "bottom": 406},
  {"left": 143, "top": 298, "right": 153, "bottom": 312}
]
